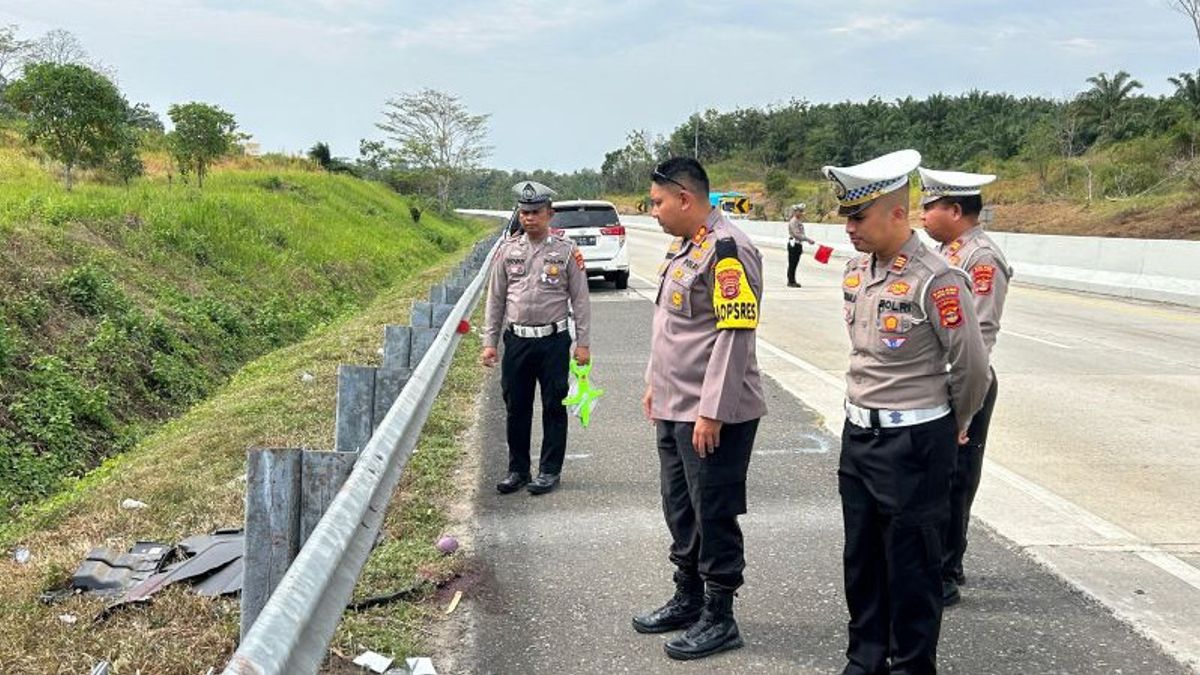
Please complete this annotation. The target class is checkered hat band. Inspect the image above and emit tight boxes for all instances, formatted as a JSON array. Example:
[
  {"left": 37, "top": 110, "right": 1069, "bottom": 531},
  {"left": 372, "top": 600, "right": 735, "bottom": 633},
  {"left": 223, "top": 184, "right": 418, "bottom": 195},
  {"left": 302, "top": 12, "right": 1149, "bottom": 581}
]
[
  {"left": 922, "top": 185, "right": 980, "bottom": 196},
  {"left": 837, "top": 177, "right": 908, "bottom": 206}
]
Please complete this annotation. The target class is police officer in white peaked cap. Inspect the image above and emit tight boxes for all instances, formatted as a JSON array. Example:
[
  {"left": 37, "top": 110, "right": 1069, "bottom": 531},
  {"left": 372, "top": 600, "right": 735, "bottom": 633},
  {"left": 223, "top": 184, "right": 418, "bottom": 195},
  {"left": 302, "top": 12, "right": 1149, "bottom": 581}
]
[
  {"left": 482, "top": 181, "right": 591, "bottom": 496},
  {"left": 825, "top": 150, "right": 989, "bottom": 675},
  {"left": 918, "top": 166, "right": 1014, "bottom": 608}
]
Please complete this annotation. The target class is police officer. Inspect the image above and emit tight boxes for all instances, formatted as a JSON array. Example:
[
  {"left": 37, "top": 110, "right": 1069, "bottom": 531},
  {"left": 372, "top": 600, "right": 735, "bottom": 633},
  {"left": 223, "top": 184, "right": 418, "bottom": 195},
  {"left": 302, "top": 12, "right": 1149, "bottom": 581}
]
[
  {"left": 825, "top": 150, "right": 989, "bottom": 675},
  {"left": 787, "top": 202, "right": 816, "bottom": 287},
  {"left": 632, "top": 157, "right": 767, "bottom": 661},
  {"left": 918, "top": 167, "right": 1013, "bottom": 606},
  {"left": 481, "top": 181, "right": 592, "bottom": 496}
]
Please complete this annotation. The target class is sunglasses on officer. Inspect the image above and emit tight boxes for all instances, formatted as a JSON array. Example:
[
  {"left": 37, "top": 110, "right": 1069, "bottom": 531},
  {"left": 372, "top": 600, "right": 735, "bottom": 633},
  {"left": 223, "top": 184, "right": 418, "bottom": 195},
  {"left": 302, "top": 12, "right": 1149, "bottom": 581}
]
[{"left": 652, "top": 169, "right": 690, "bottom": 193}]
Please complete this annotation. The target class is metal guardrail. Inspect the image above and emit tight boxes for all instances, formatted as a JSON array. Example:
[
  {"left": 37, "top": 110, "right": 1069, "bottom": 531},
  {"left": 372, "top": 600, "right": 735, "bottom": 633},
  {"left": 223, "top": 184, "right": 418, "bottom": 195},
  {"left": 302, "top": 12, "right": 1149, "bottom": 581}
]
[{"left": 222, "top": 235, "right": 499, "bottom": 675}]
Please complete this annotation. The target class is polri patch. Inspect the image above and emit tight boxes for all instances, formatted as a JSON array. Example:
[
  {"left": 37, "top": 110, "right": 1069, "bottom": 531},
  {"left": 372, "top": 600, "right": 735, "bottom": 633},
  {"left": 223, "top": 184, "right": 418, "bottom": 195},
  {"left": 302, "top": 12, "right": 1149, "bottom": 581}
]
[
  {"left": 972, "top": 264, "right": 995, "bottom": 295},
  {"left": 881, "top": 336, "right": 908, "bottom": 350},
  {"left": 932, "top": 285, "right": 963, "bottom": 328}
]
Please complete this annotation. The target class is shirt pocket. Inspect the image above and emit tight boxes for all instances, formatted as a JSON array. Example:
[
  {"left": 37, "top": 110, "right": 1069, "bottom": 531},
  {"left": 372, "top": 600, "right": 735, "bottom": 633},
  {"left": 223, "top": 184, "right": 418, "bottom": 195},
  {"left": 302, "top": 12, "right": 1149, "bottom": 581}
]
[
  {"left": 539, "top": 258, "right": 568, "bottom": 289},
  {"left": 665, "top": 269, "right": 699, "bottom": 317}
]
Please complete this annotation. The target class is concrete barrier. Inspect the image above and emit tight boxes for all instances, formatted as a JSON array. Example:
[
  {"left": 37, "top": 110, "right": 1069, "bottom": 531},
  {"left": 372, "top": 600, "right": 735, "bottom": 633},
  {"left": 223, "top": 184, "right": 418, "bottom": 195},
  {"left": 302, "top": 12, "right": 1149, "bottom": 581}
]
[{"left": 617, "top": 215, "right": 1200, "bottom": 309}]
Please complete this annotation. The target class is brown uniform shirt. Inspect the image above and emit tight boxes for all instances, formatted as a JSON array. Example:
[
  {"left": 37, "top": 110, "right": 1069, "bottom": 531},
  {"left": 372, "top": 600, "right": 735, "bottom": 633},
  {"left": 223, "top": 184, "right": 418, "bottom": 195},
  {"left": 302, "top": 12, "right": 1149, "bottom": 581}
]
[
  {"left": 843, "top": 232, "right": 989, "bottom": 430},
  {"left": 646, "top": 210, "right": 768, "bottom": 424},
  {"left": 787, "top": 216, "right": 815, "bottom": 244},
  {"left": 483, "top": 232, "right": 591, "bottom": 348},
  {"left": 937, "top": 225, "right": 1013, "bottom": 355}
]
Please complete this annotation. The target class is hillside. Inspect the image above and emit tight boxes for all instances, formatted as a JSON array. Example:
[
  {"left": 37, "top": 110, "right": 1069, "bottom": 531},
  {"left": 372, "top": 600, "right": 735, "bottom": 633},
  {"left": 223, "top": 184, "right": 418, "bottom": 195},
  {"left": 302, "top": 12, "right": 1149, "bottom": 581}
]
[{"left": 0, "top": 142, "right": 488, "bottom": 518}]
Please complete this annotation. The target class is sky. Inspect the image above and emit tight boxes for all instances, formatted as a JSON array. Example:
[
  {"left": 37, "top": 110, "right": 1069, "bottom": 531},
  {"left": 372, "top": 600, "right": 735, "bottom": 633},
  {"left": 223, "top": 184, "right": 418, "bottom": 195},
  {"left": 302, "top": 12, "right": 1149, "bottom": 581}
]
[{"left": 2, "top": 0, "right": 1197, "bottom": 172}]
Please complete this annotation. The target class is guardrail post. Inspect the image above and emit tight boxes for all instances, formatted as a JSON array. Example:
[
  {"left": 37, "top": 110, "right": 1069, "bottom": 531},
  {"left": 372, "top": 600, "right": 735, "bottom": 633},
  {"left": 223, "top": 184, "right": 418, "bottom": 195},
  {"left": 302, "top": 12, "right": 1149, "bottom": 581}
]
[
  {"left": 242, "top": 448, "right": 302, "bottom": 639},
  {"left": 410, "top": 301, "right": 433, "bottom": 328},
  {"left": 373, "top": 367, "right": 410, "bottom": 431},
  {"left": 334, "top": 365, "right": 376, "bottom": 454},
  {"left": 409, "top": 328, "right": 438, "bottom": 368},
  {"left": 382, "top": 325, "right": 412, "bottom": 371},
  {"left": 299, "top": 451, "right": 358, "bottom": 546}
]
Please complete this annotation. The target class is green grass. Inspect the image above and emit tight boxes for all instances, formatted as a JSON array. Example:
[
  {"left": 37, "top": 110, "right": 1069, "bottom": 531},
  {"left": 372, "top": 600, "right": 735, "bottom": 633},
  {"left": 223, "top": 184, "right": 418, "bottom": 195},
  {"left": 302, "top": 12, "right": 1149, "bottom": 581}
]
[
  {"left": 0, "top": 246, "right": 493, "bottom": 673},
  {"left": 0, "top": 144, "right": 488, "bottom": 516}
]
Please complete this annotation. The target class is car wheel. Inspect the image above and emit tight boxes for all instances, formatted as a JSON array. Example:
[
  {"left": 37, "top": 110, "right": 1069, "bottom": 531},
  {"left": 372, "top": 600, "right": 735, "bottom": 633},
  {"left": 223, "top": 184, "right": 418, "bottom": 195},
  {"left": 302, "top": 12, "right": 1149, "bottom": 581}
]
[{"left": 615, "top": 271, "right": 629, "bottom": 289}]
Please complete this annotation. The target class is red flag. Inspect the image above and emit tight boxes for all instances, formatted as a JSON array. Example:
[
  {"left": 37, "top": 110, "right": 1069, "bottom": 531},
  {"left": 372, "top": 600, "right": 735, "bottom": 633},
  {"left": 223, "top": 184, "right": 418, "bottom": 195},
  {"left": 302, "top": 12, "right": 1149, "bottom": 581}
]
[{"left": 814, "top": 244, "right": 833, "bottom": 264}]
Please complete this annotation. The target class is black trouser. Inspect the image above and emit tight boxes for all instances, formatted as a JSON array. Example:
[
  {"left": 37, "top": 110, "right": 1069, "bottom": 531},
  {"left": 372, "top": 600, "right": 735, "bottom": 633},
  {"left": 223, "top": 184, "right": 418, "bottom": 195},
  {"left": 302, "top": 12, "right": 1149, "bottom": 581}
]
[
  {"left": 787, "top": 242, "right": 803, "bottom": 284},
  {"left": 500, "top": 329, "right": 570, "bottom": 476},
  {"left": 839, "top": 414, "right": 956, "bottom": 675},
  {"left": 656, "top": 419, "right": 759, "bottom": 593},
  {"left": 943, "top": 370, "right": 999, "bottom": 582}
]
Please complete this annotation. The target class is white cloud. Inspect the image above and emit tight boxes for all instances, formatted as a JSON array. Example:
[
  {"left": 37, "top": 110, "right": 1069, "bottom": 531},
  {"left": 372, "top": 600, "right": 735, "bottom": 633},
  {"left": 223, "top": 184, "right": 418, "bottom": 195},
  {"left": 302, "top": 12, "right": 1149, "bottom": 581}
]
[{"left": 829, "top": 15, "right": 933, "bottom": 38}]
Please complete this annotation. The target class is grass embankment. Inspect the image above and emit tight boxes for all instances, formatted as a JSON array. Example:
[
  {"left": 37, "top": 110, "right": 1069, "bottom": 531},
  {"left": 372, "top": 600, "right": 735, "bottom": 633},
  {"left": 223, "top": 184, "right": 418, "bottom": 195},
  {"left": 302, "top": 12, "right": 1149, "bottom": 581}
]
[
  {"left": 0, "top": 144, "right": 481, "bottom": 516},
  {"left": 0, "top": 256, "right": 490, "bottom": 673}
]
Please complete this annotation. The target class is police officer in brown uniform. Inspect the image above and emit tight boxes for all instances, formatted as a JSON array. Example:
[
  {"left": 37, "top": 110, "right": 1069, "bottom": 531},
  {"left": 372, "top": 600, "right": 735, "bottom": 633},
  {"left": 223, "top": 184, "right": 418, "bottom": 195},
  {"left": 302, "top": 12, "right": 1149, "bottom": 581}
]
[
  {"left": 481, "top": 181, "right": 592, "bottom": 496},
  {"left": 787, "top": 202, "right": 816, "bottom": 287},
  {"left": 918, "top": 167, "right": 1014, "bottom": 606},
  {"left": 825, "top": 150, "right": 989, "bottom": 675},
  {"left": 631, "top": 157, "right": 767, "bottom": 661}
]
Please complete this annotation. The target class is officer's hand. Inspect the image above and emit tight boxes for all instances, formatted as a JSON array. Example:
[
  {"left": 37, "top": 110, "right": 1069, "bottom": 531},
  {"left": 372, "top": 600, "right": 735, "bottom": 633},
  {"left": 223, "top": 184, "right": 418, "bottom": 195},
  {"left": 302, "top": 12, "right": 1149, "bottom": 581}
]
[
  {"left": 693, "top": 416, "right": 723, "bottom": 457},
  {"left": 480, "top": 347, "right": 498, "bottom": 368},
  {"left": 574, "top": 346, "right": 591, "bottom": 366},
  {"left": 957, "top": 429, "right": 970, "bottom": 446},
  {"left": 642, "top": 384, "right": 654, "bottom": 424}
]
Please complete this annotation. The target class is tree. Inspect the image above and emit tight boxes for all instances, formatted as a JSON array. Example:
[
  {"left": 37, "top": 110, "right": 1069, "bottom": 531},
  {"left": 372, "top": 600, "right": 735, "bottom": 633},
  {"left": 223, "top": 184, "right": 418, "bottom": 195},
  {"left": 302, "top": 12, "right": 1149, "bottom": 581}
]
[
  {"left": 0, "top": 24, "right": 32, "bottom": 89},
  {"left": 601, "top": 129, "right": 658, "bottom": 194},
  {"left": 28, "top": 28, "right": 89, "bottom": 66},
  {"left": 166, "top": 102, "right": 237, "bottom": 189},
  {"left": 1077, "top": 71, "right": 1144, "bottom": 143},
  {"left": 111, "top": 127, "right": 144, "bottom": 186},
  {"left": 1169, "top": 0, "right": 1200, "bottom": 58},
  {"left": 126, "top": 102, "right": 164, "bottom": 133},
  {"left": 4, "top": 62, "right": 128, "bottom": 189},
  {"left": 308, "top": 141, "right": 332, "bottom": 170},
  {"left": 376, "top": 89, "right": 491, "bottom": 211}
]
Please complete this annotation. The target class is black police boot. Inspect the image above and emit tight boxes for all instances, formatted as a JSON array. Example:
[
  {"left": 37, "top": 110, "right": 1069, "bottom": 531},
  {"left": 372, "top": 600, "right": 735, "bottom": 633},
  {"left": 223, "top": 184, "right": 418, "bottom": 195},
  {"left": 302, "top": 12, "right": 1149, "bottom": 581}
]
[
  {"left": 495, "top": 472, "right": 530, "bottom": 494},
  {"left": 631, "top": 574, "right": 704, "bottom": 634},
  {"left": 942, "top": 578, "right": 961, "bottom": 607},
  {"left": 526, "top": 472, "right": 560, "bottom": 495},
  {"left": 663, "top": 590, "right": 743, "bottom": 660}
]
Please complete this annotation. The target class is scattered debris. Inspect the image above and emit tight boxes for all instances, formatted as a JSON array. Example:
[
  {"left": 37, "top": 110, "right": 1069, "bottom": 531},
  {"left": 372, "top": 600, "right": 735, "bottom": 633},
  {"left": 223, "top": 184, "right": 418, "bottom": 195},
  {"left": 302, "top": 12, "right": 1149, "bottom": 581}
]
[
  {"left": 406, "top": 657, "right": 437, "bottom": 675},
  {"left": 13, "top": 546, "right": 31, "bottom": 565},
  {"left": 64, "top": 529, "right": 244, "bottom": 615},
  {"left": 352, "top": 650, "right": 394, "bottom": 673},
  {"left": 444, "top": 590, "right": 462, "bottom": 615},
  {"left": 58, "top": 613, "right": 77, "bottom": 625},
  {"left": 89, "top": 661, "right": 111, "bottom": 675},
  {"left": 119, "top": 498, "right": 148, "bottom": 510},
  {"left": 347, "top": 580, "right": 428, "bottom": 611},
  {"left": 435, "top": 535, "right": 458, "bottom": 555},
  {"left": 71, "top": 541, "right": 171, "bottom": 596},
  {"left": 301, "top": 371, "right": 315, "bottom": 383}
]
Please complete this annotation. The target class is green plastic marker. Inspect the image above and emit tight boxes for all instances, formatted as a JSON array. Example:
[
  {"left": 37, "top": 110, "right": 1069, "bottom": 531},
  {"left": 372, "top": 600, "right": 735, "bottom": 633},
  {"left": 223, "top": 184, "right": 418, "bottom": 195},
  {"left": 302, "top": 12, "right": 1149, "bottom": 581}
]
[{"left": 561, "top": 358, "right": 605, "bottom": 428}]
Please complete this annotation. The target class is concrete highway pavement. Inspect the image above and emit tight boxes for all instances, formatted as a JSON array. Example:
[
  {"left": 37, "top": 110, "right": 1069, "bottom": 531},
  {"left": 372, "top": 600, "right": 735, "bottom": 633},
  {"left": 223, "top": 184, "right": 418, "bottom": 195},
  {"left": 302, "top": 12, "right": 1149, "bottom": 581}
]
[
  {"left": 623, "top": 224, "right": 1200, "bottom": 668},
  {"left": 458, "top": 278, "right": 1191, "bottom": 674}
]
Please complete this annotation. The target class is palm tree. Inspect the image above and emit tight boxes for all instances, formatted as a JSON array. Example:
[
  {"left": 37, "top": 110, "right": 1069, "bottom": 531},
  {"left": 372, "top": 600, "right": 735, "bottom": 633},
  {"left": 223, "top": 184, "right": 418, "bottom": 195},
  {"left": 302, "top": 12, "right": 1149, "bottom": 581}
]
[
  {"left": 1077, "top": 70, "right": 1144, "bottom": 142},
  {"left": 1169, "top": 70, "right": 1200, "bottom": 117}
]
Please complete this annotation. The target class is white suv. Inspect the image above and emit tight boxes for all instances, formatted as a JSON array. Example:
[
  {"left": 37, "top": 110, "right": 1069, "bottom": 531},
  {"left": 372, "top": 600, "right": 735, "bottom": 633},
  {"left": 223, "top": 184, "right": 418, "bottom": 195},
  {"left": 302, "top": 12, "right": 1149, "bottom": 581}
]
[{"left": 549, "top": 200, "right": 630, "bottom": 289}]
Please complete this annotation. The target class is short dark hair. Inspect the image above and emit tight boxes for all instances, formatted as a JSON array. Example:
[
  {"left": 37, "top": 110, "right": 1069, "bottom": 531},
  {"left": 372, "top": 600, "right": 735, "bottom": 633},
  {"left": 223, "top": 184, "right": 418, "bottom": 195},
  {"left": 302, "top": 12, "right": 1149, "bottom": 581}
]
[
  {"left": 652, "top": 157, "right": 710, "bottom": 197},
  {"left": 938, "top": 194, "right": 983, "bottom": 218}
]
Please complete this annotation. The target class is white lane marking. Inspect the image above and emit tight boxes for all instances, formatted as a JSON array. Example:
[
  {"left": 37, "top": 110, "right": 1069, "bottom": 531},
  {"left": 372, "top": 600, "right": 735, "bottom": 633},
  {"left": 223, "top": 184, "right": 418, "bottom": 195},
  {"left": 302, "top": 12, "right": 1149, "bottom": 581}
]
[
  {"left": 565, "top": 453, "right": 592, "bottom": 461},
  {"left": 1002, "top": 329, "right": 1072, "bottom": 349}
]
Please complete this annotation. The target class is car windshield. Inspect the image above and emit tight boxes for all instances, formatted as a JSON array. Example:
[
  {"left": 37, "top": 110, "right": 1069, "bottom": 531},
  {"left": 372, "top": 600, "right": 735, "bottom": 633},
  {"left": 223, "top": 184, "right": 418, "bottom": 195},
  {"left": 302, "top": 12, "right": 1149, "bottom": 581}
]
[{"left": 551, "top": 206, "right": 619, "bottom": 229}]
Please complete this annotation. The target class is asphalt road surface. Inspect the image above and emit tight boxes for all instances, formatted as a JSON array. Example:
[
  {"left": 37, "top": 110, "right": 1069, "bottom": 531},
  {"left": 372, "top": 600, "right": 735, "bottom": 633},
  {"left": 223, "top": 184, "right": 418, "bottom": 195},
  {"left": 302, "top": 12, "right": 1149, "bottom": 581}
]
[{"left": 459, "top": 262, "right": 1194, "bottom": 674}]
